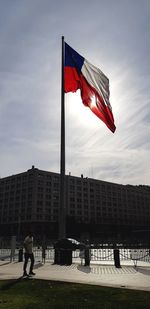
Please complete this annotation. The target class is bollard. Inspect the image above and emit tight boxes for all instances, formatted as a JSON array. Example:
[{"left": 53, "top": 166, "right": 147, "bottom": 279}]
[
  {"left": 113, "top": 248, "right": 121, "bottom": 268},
  {"left": 18, "top": 248, "right": 23, "bottom": 262},
  {"left": 10, "top": 236, "right": 16, "bottom": 262}
]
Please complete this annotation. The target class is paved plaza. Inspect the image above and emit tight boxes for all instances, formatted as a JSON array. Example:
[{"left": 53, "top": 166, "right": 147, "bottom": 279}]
[{"left": 0, "top": 260, "right": 150, "bottom": 291}]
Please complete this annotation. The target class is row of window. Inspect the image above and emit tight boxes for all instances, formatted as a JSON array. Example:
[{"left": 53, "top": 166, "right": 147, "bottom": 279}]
[
  {"left": 0, "top": 200, "right": 150, "bottom": 214},
  {"left": 1, "top": 215, "right": 149, "bottom": 224}
]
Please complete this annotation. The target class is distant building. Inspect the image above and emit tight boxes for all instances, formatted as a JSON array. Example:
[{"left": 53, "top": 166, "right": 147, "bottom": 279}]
[{"left": 0, "top": 166, "right": 150, "bottom": 242}]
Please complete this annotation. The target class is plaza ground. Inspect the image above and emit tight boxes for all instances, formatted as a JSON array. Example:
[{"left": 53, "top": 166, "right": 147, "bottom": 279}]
[{"left": 0, "top": 260, "right": 150, "bottom": 291}]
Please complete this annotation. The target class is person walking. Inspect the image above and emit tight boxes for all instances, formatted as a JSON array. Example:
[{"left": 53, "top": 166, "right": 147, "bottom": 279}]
[{"left": 23, "top": 231, "right": 35, "bottom": 277}]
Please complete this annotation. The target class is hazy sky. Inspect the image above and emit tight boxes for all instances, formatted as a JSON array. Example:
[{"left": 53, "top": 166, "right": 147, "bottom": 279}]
[{"left": 0, "top": 0, "right": 150, "bottom": 185}]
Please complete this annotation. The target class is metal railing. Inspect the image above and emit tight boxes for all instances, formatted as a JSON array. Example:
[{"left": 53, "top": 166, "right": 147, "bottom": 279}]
[
  {"left": 0, "top": 236, "right": 149, "bottom": 265},
  {"left": 1, "top": 247, "right": 149, "bottom": 265}
]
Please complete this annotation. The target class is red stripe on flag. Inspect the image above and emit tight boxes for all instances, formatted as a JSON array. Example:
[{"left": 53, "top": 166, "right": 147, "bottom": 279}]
[
  {"left": 79, "top": 74, "right": 116, "bottom": 133},
  {"left": 64, "top": 67, "right": 80, "bottom": 93},
  {"left": 64, "top": 66, "right": 116, "bottom": 133}
]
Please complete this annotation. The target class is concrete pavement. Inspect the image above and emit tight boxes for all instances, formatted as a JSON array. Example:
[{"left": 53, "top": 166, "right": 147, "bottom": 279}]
[{"left": 0, "top": 260, "right": 150, "bottom": 292}]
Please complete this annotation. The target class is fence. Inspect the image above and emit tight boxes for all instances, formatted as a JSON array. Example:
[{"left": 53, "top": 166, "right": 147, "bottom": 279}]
[{"left": 0, "top": 237, "right": 149, "bottom": 266}]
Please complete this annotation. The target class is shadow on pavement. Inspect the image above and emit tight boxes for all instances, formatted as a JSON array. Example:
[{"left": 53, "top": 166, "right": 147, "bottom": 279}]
[
  {"left": 136, "top": 267, "right": 150, "bottom": 276},
  {"left": 34, "top": 262, "right": 44, "bottom": 269},
  {"left": 0, "top": 262, "right": 10, "bottom": 266},
  {"left": 77, "top": 265, "right": 91, "bottom": 273}
]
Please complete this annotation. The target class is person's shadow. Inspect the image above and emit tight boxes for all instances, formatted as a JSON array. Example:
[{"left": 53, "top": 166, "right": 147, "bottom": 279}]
[
  {"left": 34, "top": 262, "right": 43, "bottom": 269},
  {"left": 77, "top": 265, "right": 91, "bottom": 273}
]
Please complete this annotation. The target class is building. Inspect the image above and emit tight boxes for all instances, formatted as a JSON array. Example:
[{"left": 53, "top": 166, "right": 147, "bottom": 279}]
[{"left": 0, "top": 166, "right": 150, "bottom": 242}]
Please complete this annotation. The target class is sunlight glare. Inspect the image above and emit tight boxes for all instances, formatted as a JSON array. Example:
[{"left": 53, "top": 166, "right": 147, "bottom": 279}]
[
  {"left": 65, "top": 91, "right": 100, "bottom": 128},
  {"left": 89, "top": 95, "right": 97, "bottom": 109}
]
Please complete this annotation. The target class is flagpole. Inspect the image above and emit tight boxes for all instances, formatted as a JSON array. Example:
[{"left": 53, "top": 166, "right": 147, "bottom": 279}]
[{"left": 59, "top": 35, "right": 66, "bottom": 239}]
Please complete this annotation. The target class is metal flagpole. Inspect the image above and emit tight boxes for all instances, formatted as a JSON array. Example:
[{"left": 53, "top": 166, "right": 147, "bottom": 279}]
[{"left": 59, "top": 36, "right": 66, "bottom": 239}]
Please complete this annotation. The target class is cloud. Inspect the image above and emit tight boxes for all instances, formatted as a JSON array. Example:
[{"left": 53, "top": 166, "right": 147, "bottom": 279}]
[{"left": 0, "top": 0, "right": 149, "bottom": 186}]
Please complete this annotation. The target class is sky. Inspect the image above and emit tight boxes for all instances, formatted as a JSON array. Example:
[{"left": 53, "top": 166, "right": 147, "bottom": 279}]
[{"left": 0, "top": 0, "right": 150, "bottom": 185}]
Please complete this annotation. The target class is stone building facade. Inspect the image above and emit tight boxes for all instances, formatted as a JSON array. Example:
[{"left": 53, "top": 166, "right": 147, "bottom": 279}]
[{"left": 0, "top": 166, "right": 150, "bottom": 242}]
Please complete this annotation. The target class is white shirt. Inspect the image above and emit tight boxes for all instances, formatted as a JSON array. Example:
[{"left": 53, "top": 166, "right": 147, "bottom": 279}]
[{"left": 24, "top": 236, "right": 33, "bottom": 254}]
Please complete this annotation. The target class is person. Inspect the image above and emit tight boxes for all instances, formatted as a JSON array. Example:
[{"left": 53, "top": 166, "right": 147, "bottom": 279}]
[
  {"left": 23, "top": 231, "right": 35, "bottom": 277},
  {"left": 79, "top": 244, "right": 85, "bottom": 265},
  {"left": 84, "top": 240, "right": 91, "bottom": 266},
  {"left": 42, "top": 240, "right": 46, "bottom": 264}
]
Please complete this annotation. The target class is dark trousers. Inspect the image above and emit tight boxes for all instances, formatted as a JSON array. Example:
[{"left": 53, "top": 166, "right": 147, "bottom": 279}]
[{"left": 23, "top": 253, "right": 34, "bottom": 273}]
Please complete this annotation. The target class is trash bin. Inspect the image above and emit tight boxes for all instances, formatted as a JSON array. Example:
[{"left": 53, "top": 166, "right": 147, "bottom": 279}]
[
  {"left": 54, "top": 239, "right": 76, "bottom": 265},
  {"left": 18, "top": 248, "right": 23, "bottom": 262}
]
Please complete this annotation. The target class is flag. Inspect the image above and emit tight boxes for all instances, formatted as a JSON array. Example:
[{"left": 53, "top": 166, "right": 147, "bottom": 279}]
[{"left": 64, "top": 42, "right": 116, "bottom": 133}]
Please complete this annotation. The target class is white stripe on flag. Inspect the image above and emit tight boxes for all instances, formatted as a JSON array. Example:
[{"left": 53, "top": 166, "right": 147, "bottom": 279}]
[{"left": 81, "top": 59, "right": 110, "bottom": 107}]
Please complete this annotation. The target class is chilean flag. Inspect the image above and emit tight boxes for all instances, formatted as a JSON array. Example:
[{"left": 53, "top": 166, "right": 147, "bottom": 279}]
[{"left": 64, "top": 42, "right": 116, "bottom": 133}]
